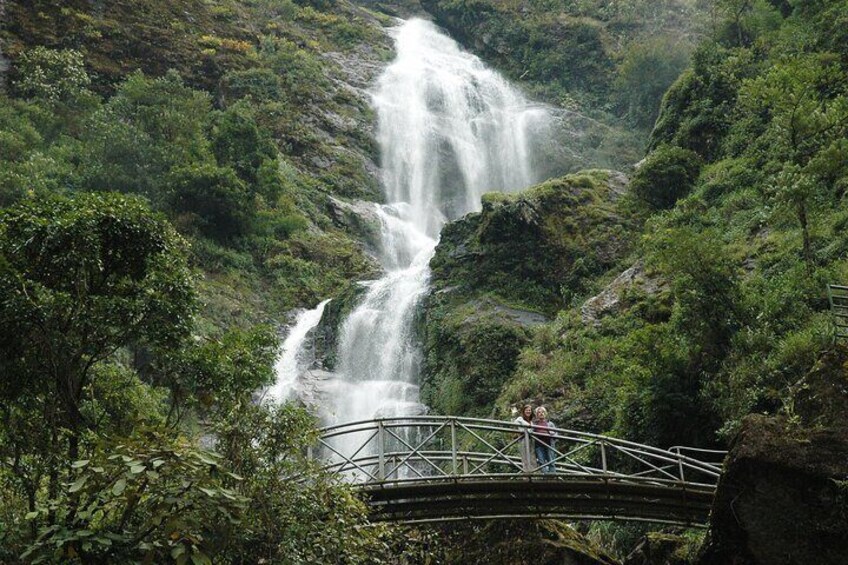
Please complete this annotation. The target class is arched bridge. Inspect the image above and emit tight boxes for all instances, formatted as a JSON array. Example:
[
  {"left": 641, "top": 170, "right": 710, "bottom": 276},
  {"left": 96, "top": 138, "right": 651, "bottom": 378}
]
[{"left": 313, "top": 416, "right": 726, "bottom": 526}]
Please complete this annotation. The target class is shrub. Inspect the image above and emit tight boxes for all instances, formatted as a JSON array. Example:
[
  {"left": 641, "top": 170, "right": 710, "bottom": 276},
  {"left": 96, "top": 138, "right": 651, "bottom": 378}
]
[
  {"left": 168, "top": 164, "right": 255, "bottom": 242},
  {"left": 632, "top": 145, "right": 702, "bottom": 209}
]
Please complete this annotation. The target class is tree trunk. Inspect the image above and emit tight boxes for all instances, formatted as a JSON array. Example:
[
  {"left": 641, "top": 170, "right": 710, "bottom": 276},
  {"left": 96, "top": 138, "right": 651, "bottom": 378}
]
[{"left": 798, "top": 199, "right": 813, "bottom": 274}]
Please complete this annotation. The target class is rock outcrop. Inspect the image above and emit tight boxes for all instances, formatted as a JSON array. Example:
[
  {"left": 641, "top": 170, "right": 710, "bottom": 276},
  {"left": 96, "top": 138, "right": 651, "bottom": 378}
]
[
  {"left": 421, "top": 170, "right": 634, "bottom": 416},
  {"left": 696, "top": 415, "right": 848, "bottom": 565},
  {"left": 580, "top": 261, "right": 666, "bottom": 326}
]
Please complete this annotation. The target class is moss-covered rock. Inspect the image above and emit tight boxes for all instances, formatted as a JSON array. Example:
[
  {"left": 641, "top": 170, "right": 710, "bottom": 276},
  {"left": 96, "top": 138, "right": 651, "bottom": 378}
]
[
  {"left": 420, "top": 294, "right": 542, "bottom": 416},
  {"left": 430, "top": 170, "right": 632, "bottom": 316},
  {"left": 422, "top": 170, "right": 636, "bottom": 416},
  {"left": 312, "top": 280, "right": 369, "bottom": 370}
]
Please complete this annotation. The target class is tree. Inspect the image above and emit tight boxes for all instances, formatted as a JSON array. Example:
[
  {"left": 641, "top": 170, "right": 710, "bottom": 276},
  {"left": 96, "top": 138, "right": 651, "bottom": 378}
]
[
  {"left": 209, "top": 101, "right": 277, "bottom": 186},
  {"left": 740, "top": 53, "right": 848, "bottom": 271},
  {"left": 13, "top": 48, "right": 91, "bottom": 103},
  {"left": 614, "top": 35, "right": 691, "bottom": 129},
  {"left": 167, "top": 164, "right": 256, "bottom": 242},
  {"left": 0, "top": 192, "right": 195, "bottom": 499}
]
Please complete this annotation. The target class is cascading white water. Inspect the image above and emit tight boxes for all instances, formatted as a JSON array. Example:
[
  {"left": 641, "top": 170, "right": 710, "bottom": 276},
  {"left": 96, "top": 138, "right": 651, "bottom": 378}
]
[
  {"left": 326, "top": 18, "right": 551, "bottom": 429},
  {"left": 266, "top": 299, "right": 331, "bottom": 403}
]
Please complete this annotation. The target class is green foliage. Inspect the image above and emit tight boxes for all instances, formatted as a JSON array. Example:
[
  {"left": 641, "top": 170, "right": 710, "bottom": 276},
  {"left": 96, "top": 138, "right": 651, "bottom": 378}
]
[
  {"left": 168, "top": 164, "right": 255, "bottom": 242},
  {"left": 2, "top": 0, "right": 385, "bottom": 321},
  {"left": 0, "top": 192, "right": 196, "bottom": 404},
  {"left": 21, "top": 431, "right": 246, "bottom": 564},
  {"left": 0, "top": 191, "right": 388, "bottom": 562},
  {"left": 650, "top": 44, "right": 757, "bottom": 160},
  {"left": 220, "top": 67, "right": 286, "bottom": 104},
  {"left": 495, "top": 0, "right": 848, "bottom": 452},
  {"left": 259, "top": 37, "right": 328, "bottom": 103},
  {"left": 150, "top": 325, "right": 278, "bottom": 415},
  {"left": 614, "top": 35, "right": 691, "bottom": 128},
  {"left": 210, "top": 101, "right": 277, "bottom": 185},
  {"left": 210, "top": 402, "right": 388, "bottom": 563},
  {"left": 13, "top": 47, "right": 91, "bottom": 103},
  {"left": 631, "top": 145, "right": 703, "bottom": 209}
]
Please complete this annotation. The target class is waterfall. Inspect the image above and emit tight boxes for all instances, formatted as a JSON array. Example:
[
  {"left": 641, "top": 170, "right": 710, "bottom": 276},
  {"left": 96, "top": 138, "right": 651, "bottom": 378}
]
[
  {"left": 266, "top": 299, "right": 331, "bottom": 403},
  {"left": 326, "top": 18, "right": 550, "bottom": 427}
]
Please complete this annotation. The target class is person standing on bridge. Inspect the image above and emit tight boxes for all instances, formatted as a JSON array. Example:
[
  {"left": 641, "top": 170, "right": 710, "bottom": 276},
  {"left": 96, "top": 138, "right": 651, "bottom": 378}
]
[
  {"left": 533, "top": 406, "right": 556, "bottom": 473},
  {"left": 513, "top": 404, "right": 535, "bottom": 472}
]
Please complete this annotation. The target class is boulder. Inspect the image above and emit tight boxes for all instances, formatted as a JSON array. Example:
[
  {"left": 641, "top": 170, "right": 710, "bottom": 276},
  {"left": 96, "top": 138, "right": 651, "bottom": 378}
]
[
  {"left": 696, "top": 415, "right": 848, "bottom": 565},
  {"left": 326, "top": 196, "right": 383, "bottom": 256}
]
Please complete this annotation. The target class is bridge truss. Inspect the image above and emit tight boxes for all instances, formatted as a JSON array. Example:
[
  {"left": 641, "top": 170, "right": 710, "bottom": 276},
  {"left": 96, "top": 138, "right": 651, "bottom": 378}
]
[{"left": 313, "top": 416, "right": 726, "bottom": 526}]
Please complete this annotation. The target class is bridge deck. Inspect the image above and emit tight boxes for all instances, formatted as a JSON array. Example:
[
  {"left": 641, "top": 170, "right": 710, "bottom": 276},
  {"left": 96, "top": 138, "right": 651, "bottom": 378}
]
[{"left": 363, "top": 476, "right": 714, "bottom": 525}]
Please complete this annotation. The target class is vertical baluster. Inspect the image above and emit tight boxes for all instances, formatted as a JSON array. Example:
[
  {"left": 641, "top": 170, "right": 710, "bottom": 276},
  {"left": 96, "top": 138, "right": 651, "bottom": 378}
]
[
  {"left": 377, "top": 421, "right": 385, "bottom": 481},
  {"left": 675, "top": 448, "right": 685, "bottom": 483}
]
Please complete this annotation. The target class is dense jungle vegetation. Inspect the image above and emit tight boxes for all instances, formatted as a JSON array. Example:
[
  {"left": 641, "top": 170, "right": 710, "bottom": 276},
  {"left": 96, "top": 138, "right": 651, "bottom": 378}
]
[
  {"left": 1, "top": 0, "right": 847, "bottom": 563},
  {"left": 430, "top": 0, "right": 848, "bottom": 446}
]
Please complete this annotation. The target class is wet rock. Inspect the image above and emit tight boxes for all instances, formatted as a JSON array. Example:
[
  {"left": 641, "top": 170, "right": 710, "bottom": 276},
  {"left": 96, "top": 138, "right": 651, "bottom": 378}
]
[
  {"left": 296, "top": 369, "right": 336, "bottom": 408},
  {"left": 326, "top": 196, "right": 382, "bottom": 254},
  {"left": 467, "top": 297, "right": 549, "bottom": 328},
  {"left": 312, "top": 282, "right": 369, "bottom": 371}
]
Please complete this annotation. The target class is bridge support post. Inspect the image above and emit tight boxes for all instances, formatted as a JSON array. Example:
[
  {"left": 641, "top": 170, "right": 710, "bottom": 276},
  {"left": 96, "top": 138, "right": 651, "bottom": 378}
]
[
  {"left": 600, "top": 440, "right": 607, "bottom": 475},
  {"left": 450, "top": 419, "right": 458, "bottom": 475},
  {"left": 377, "top": 420, "right": 385, "bottom": 481}
]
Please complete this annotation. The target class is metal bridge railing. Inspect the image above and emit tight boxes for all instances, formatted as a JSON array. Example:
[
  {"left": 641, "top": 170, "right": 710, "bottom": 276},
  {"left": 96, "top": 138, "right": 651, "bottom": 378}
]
[
  {"left": 313, "top": 416, "right": 725, "bottom": 490},
  {"left": 828, "top": 284, "right": 848, "bottom": 341}
]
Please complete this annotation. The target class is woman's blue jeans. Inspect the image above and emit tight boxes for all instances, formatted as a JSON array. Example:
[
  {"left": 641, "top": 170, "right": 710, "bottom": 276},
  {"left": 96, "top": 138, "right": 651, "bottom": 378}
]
[{"left": 535, "top": 444, "right": 555, "bottom": 473}]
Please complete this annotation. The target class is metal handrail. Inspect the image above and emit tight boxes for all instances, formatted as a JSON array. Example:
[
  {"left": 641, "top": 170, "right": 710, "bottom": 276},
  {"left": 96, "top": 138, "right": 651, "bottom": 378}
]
[
  {"left": 315, "top": 416, "right": 726, "bottom": 483},
  {"left": 317, "top": 453, "right": 720, "bottom": 490},
  {"left": 312, "top": 416, "right": 726, "bottom": 525}
]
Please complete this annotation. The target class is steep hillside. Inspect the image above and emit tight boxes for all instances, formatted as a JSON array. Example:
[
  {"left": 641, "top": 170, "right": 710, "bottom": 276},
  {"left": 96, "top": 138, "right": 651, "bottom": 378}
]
[
  {"left": 1, "top": 0, "right": 393, "bottom": 330},
  {"left": 427, "top": 0, "right": 848, "bottom": 449},
  {"left": 0, "top": 3, "right": 403, "bottom": 561},
  {"left": 422, "top": 0, "right": 848, "bottom": 559}
]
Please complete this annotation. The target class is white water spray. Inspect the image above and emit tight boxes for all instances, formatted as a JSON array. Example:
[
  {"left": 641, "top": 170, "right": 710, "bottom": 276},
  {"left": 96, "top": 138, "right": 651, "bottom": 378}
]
[
  {"left": 327, "top": 19, "right": 550, "bottom": 427},
  {"left": 267, "top": 299, "right": 331, "bottom": 403}
]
